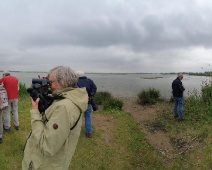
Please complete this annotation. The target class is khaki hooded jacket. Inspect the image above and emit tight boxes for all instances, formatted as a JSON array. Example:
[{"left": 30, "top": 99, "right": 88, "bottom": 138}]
[{"left": 22, "top": 87, "right": 88, "bottom": 170}]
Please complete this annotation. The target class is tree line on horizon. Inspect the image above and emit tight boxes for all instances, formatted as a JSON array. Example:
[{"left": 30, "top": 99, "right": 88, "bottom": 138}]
[{"left": 1, "top": 70, "right": 212, "bottom": 75}]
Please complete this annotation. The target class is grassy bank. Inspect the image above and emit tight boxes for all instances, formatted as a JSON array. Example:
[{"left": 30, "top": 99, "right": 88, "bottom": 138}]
[
  {"left": 0, "top": 95, "right": 163, "bottom": 170},
  {"left": 145, "top": 101, "right": 212, "bottom": 169},
  {"left": 70, "top": 111, "right": 163, "bottom": 170},
  {"left": 1, "top": 87, "right": 212, "bottom": 169},
  {"left": 0, "top": 96, "right": 30, "bottom": 170}
]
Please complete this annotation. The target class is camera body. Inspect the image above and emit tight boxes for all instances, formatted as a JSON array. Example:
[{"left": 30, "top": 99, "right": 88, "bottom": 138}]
[
  {"left": 27, "top": 78, "right": 54, "bottom": 113},
  {"left": 90, "top": 96, "right": 98, "bottom": 111}
]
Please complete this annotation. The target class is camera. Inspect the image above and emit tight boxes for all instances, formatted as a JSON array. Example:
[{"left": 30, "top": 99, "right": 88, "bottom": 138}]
[
  {"left": 90, "top": 96, "right": 98, "bottom": 111},
  {"left": 27, "top": 78, "right": 54, "bottom": 113}
]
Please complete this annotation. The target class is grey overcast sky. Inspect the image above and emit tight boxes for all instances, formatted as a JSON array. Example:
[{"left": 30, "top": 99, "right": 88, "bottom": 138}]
[{"left": 0, "top": 0, "right": 212, "bottom": 73}]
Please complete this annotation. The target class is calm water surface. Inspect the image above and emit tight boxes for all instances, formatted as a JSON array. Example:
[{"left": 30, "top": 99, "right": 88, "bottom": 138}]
[
  {"left": 2, "top": 72, "right": 210, "bottom": 99},
  {"left": 88, "top": 73, "right": 209, "bottom": 99}
]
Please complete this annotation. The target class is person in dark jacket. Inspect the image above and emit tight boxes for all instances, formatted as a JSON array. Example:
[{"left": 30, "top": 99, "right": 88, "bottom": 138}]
[
  {"left": 76, "top": 71, "right": 97, "bottom": 138},
  {"left": 172, "top": 73, "right": 185, "bottom": 121}
]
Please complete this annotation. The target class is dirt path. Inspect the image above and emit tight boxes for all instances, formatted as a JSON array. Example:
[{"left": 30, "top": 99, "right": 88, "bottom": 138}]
[
  {"left": 90, "top": 96, "right": 209, "bottom": 170},
  {"left": 120, "top": 97, "right": 176, "bottom": 158},
  {"left": 92, "top": 97, "right": 177, "bottom": 160}
]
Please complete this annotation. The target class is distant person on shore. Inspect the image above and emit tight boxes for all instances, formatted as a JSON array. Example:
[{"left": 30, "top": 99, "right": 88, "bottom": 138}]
[
  {"left": 76, "top": 71, "right": 97, "bottom": 138},
  {"left": 22, "top": 66, "right": 88, "bottom": 169},
  {"left": 172, "top": 73, "right": 185, "bottom": 121},
  {"left": 0, "top": 70, "right": 19, "bottom": 132}
]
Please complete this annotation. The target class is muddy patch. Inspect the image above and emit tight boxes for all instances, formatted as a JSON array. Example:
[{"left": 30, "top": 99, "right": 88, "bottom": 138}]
[
  {"left": 146, "top": 121, "right": 167, "bottom": 133},
  {"left": 92, "top": 113, "right": 115, "bottom": 146}
]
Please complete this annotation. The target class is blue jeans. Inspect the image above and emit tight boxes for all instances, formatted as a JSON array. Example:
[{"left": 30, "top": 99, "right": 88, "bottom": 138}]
[
  {"left": 173, "top": 97, "right": 183, "bottom": 119},
  {"left": 84, "top": 104, "right": 92, "bottom": 133}
]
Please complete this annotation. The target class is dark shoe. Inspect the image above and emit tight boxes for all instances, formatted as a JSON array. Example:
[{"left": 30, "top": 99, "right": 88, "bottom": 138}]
[
  {"left": 0, "top": 138, "right": 2, "bottom": 144},
  {"left": 174, "top": 114, "right": 179, "bottom": 118},
  {"left": 14, "top": 126, "right": 19, "bottom": 130},
  {"left": 85, "top": 133, "right": 92, "bottom": 138},
  {"left": 3, "top": 126, "right": 10, "bottom": 133},
  {"left": 178, "top": 118, "right": 185, "bottom": 121}
]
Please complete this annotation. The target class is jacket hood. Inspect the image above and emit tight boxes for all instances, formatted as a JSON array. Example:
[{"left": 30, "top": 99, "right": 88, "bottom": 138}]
[{"left": 53, "top": 87, "right": 88, "bottom": 113}]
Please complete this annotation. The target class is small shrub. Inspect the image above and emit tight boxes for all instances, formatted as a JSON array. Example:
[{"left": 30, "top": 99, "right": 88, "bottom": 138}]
[
  {"left": 19, "top": 82, "right": 28, "bottom": 97},
  {"left": 184, "top": 93, "right": 202, "bottom": 120},
  {"left": 169, "top": 96, "right": 174, "bottom": 103},
  {"left": 183, "top": 85, "right": 212, "bottom": 121},
  {"left": 138, "top": 88, "right": 160, "bottom": 105},
  {"left": 94, "top": 91, "right": 113, "bottom": 105},
  {"left": 103, "top": 98, "right": 123, "bottom": 111},
  {"left": 201, "top": 84, "right": 212, "bottom": 104}
]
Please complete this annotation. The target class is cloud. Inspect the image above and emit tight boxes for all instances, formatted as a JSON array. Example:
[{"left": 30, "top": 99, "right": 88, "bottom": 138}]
[{"left": 0, "top": 0, "right": 212, "bottom": 73}]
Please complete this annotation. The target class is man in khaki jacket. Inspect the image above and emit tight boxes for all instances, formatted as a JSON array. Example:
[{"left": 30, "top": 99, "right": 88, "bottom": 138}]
[{"left": 22, "top": 66, "right": 88, "bottom": 170}]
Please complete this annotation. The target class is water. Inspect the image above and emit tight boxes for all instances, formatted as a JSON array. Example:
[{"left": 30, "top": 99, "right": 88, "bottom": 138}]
[
  {"left": 1, "top": 72, "right": 210, "bottom": 99},
  {"left": 87, "top": 73, "right": 209, "bottom": 99}
]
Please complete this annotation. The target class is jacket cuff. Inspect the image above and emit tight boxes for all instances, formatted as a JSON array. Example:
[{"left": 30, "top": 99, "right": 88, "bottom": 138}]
[{"left": 30, "top": 109, "right": 42, "bottom": 120}]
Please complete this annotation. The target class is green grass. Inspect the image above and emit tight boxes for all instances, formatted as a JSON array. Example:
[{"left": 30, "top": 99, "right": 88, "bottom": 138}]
[
  {"left": 18, "top": 83, "right": 28, "bottom": 97},
  {"left": 2, "top": 83, "right": 212, "bottom": 169},
  {"left": 70, "top": 111, "right": 163, "bottom": 170},
  {"left": 0, "top": 96, "right": 30, "bottom": 170},
  {"left": 103, "top": 98, "right": 123, "bottom": 111},
  {"left": 147, "top": 93, "right": 212, "bottom": 169},
  {"left": 0, "top": 94, "right": 163, "bottom": 170}
]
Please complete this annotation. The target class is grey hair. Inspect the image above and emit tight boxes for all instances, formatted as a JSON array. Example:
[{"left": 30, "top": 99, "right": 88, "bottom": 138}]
[
  {"left": 48, "top": 66, "right": 78, "bottom": 88},
  {"left": 178, "top": 73, "right": 183, "bottom": 77},
  {"left": 177, "top": 73, "right": 183, "bottom": 79}
]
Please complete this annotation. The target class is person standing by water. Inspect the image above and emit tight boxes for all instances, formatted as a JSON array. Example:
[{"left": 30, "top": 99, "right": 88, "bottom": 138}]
[
  {"left": 22, "top": 66, "right": 88, "bottom": 170},
  {"left": 172, "top": 73, "right": 185, "bottom": 121},
  {"left": 0, "top": 70, "right": 19, "bottom": 132},
  {"left": 76, "top": 71, "right": 97, "bottom": 138}
]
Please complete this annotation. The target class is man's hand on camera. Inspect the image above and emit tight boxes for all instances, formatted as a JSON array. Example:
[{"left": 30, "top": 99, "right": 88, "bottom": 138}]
[{"left": 31, "top": 97, "right": 40, "bottom": 109}]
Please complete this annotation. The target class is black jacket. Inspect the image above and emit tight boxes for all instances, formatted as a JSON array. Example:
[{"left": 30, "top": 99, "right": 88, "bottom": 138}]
[{"left": 172, "top": 77, "right": 185, "bottom": 97}]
